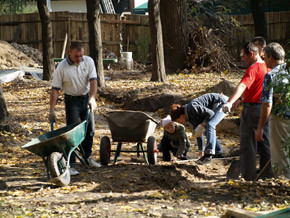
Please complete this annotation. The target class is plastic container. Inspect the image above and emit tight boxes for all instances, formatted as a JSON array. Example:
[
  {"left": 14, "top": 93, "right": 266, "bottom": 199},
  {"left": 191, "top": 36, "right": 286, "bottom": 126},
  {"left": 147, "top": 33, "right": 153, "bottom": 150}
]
[{"left": 120, "top": 52, "right": 133, "bottom": 70}]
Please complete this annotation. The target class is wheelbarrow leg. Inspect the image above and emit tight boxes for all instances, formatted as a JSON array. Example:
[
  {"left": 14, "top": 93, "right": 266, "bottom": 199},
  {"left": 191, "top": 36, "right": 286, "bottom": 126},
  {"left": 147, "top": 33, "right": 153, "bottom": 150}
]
[
  {"left": 113, "top": 142, "right": 122, "bottom": 164},
  {"left": 140, "top": 143, "right": 149, "bottom": 165},
  {"left": 137, "top": 143, "right": 140, "bottom": 157},
  {"left": 66, "top": 144, "right": 83, "bottom": 169},
  {"left": 74, "top": 145, "right": 89, "bottom": 167},
  {"left": 42, "top": 156, "right": 51, "bottom": 179}
]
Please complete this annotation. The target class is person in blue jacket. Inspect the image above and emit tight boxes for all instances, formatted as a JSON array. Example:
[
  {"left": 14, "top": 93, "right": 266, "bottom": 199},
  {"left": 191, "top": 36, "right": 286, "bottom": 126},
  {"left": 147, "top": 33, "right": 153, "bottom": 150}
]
[{"left": 170, "top": 93, "right": 229, "bottom": 165}]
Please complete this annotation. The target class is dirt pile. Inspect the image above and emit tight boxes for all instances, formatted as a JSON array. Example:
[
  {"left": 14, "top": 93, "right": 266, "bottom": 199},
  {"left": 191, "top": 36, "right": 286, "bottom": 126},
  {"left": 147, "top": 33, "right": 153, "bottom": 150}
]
[
  {"left": 0, "top": 40, "right": 38, "bottom": 69},
  {"left": 98, "top": 83, "right": 192, "bottom": 112},
  {"left": 206, "top": 79, "right": 236, "bottom": 97},
  {"left": 11, "top": 43, "right": 43, "bottom": 65}
]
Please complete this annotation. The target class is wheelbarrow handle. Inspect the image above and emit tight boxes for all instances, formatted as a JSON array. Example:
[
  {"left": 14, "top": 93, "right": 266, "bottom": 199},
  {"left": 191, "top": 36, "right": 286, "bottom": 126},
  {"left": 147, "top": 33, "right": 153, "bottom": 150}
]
[
  {"left": 51, "top": 121, "right": 54, "bottom": 132},
  {"left": 50, "top": 106, "right": 91, "bottom": 133},
  {"left": 85, "top": 107, "right": 91, "bottom": 134}
]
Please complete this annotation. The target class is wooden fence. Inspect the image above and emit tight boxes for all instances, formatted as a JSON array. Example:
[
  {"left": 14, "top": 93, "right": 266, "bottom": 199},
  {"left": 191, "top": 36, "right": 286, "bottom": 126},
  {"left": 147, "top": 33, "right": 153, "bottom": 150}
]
[
  {"left": 0, "top": 11, "right": 289, "bottom": 63},
  {"left": 0, "top": 12, "right": 121, "bottom": 58},
  {"left": 224, "top": 10, "right": 290, "bottom": 61}
]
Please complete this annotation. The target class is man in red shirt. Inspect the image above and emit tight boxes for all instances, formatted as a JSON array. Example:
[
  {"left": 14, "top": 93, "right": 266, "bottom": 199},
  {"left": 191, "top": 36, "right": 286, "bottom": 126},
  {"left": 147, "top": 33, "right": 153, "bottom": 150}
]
[{"left": 222, "top": 42, "right": 272, "bottom": 180}]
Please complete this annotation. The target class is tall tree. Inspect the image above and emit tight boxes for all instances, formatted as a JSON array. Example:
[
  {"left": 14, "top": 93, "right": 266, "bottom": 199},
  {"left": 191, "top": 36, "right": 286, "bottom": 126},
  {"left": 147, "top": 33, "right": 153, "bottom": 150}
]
[
  {"left": 148, "top": 0, "right": 167, "bottom": 82},
  {"left": 250, "top": 0, "right": 268, "bottom": 41},
  {"left": 160, "top": 0, "right": 188, "bottom": 74},
  {"left": 86, "top": 0, "right": 105, "bottom": 87},
  {"left": 37, "top": 0, "right": 54, "bottom": 81}
]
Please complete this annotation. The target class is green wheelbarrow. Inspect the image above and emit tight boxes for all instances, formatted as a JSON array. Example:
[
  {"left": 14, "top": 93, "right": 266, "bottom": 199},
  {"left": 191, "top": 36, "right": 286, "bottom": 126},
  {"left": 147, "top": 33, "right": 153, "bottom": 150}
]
[
  {"left": 22, "top": 110, "right": 93, "bottom": 186},
  {"left": 100, "top": 111, "right": 159, "bottom": 166}
]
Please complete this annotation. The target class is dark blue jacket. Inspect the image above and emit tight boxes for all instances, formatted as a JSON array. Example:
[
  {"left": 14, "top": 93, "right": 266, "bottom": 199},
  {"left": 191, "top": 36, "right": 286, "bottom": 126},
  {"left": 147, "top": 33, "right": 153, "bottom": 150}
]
[{"left": 184, "top": 93, "right": 227, "bottom": 128}]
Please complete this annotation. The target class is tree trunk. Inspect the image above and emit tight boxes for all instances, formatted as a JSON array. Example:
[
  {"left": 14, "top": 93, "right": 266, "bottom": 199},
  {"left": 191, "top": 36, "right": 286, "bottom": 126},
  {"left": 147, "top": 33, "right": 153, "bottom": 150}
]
[
  {"left": 0, "top": 84, "right": 8, "bottom": 123},
  {"left": 148, "top": 0, "right": 167, "bottom": 82},
  {"left": 37, "top": 0, "right": 55, "bottom": 81},
  {"left": 160, "top": 0, "right": 188, "bottom": 74},
  {"left": 86, "top": 0, "right": 105, "bottom": 87},
  {"left": 250, "top": 0, "right": 268, "bottom": 42}
]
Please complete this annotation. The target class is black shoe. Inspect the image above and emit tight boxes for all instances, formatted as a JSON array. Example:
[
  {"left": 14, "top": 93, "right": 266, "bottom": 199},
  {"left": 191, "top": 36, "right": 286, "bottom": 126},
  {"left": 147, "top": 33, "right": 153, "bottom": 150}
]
[
  {"left": 180, "top": 153, "right": 188, "bottom": 160},
  {"left": 197, "top": 154, "right": 212, "bottom": 165},
  {"left": 213, "top": 154, "right": 224, "bottom": 158},
  {"left": 157, "top": 144, "right": 163, "bottom": 152}
]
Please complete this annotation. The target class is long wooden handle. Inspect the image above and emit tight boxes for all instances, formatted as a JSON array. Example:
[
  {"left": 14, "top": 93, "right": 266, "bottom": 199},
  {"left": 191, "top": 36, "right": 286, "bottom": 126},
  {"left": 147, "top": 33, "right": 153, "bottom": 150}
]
[{"left": 255, "top": 159, "right": 271, "bottom": 181}]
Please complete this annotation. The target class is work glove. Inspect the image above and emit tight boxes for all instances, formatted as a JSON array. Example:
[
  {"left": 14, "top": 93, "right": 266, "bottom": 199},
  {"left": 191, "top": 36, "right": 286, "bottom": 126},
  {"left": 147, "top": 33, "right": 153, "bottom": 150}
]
[
  {"left": 194, "top": 124, "right": 206, "bottom": 138},
  {"left": 222, "top": 102, "right": 233, "bottom": 113},
  {"left": 88, "top": 97, "right": 97, "bottom": 112},
  {"left": 48, "top": 110, "right": 56, "bottom": 123}
]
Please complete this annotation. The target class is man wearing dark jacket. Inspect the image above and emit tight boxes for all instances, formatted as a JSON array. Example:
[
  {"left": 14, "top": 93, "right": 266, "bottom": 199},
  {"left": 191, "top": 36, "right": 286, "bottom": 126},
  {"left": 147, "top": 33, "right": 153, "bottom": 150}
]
[{"left": 170, "top": 93, "right": 228, "bottom": 164}]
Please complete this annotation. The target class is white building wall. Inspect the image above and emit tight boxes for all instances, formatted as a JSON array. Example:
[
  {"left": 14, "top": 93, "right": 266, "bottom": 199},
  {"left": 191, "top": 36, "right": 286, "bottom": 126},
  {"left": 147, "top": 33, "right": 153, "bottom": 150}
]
[{"left": 51, "top": 1, "right": 87, "bottom": 13}]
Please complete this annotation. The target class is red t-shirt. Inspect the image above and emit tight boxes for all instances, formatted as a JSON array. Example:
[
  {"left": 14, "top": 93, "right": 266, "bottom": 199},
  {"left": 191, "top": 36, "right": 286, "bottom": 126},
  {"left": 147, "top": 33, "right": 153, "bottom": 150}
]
[{"left": 240, "top": 61, "right": 268, "bottom": 103}]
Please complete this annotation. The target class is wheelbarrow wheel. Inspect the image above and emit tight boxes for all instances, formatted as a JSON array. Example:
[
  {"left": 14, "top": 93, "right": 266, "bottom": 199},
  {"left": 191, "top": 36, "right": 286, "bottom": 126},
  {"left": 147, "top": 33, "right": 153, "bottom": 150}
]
[
  {"left": 147, "top": 136, "right": 157, "bottom": 165},
  {"left": 47, "top": 152, "right": 70, "bottom": 186},
  {"left": 100, "top": 136, "right": 111, "bottom": 166}
]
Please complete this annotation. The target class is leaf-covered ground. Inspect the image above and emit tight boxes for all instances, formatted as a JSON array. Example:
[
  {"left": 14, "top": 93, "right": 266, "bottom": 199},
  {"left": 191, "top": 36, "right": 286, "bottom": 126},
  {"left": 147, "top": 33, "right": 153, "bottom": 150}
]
[{"left": 0, "top": 71, "right": 289, "bottom": 217}]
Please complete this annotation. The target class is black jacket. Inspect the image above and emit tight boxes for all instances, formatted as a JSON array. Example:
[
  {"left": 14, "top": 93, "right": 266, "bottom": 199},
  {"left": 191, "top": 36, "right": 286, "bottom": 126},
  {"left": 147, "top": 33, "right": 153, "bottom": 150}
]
[{"left": 184, "top": 93, "right": 227, "bottom": 128}]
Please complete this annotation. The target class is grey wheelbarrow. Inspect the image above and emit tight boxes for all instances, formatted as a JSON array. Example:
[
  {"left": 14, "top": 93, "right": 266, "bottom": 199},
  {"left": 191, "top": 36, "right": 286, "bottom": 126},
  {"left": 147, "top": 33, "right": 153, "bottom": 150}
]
[{"left": 100, "top": 110, "right": 159, "bottom": 165}]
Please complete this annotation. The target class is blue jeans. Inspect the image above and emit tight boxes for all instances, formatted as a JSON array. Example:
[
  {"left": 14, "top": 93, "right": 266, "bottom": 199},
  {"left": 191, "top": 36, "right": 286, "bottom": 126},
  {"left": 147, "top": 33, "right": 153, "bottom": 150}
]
[
  {"left": 197, "top": 96, "right": 228, "bottom": 155},
  {"left": 64, "top": 94, "right": 95, "bottom": 167}
]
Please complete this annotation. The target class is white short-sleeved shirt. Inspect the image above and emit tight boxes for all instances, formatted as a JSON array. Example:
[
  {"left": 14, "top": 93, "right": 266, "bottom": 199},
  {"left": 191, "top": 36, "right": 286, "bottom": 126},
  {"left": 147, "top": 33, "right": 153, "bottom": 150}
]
[{"left": 51, "top": 55, "right": 97, "bottom": 96}]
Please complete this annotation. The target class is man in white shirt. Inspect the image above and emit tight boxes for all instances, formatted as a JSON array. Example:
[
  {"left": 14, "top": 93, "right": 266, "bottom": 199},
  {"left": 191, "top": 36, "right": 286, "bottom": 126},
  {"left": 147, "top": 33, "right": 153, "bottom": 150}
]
[{"left": 49, "top": 42, "right": 101, "bottom": 176}]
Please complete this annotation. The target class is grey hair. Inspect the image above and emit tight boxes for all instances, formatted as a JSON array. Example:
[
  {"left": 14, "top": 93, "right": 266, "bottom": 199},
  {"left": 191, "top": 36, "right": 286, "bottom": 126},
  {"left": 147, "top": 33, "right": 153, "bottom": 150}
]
[
  {"left": 264, "top": 43, "right": 285, "bottom": 61},
  {"left": 70, "top": 41, "right": 84, "bottom": 51}
]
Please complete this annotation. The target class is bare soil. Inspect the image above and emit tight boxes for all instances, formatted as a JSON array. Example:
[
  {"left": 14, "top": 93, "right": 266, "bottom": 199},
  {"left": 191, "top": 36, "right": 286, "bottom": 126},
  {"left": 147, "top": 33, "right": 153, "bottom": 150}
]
[
  {"left": 0, "top": 41, "right": 38, "bottom": 70},
  {"left": 0, "top": 71, "right": 289, "bottom": 217}
]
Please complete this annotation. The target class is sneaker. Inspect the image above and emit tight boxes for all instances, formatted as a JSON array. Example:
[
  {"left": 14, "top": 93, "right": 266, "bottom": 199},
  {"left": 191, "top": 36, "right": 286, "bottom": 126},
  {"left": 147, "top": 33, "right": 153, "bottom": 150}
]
[
  {"left": 69, "top": 168, "right": 80, "bottom": 176},
  {"left": 213, "top": 154, "right": 224, "bottom": 158},
  {"left": 197, "top": 154, "right": 212, "bottom": 165},
  {"left": 87, "top": 156, "right": 102, "bottom": 168}
]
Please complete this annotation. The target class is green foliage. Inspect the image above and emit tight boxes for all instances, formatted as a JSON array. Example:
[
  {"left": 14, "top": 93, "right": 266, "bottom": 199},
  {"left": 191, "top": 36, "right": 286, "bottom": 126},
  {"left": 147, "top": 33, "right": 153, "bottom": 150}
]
[
  {"left": 22, "top": 4, "right": 38, "bottom": 14},
  {"left": 187, "top": 0, "right": 247, "bottom": 16},
  {"left": 186, "top": 0, "right": 252, "bottom": 44},
  {"left": 0, "top": 0, "right": 35, "bottom": 15}
]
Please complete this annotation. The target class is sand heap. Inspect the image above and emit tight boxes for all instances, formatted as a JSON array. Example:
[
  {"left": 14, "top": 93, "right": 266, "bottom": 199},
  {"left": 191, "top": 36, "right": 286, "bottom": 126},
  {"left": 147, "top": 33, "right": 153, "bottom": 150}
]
[
  {"left": 0, "top": 40, "right": 38, "bottom": 70},
  {"left": 11, "top": 43, "right": 43, "bottom": 65}
]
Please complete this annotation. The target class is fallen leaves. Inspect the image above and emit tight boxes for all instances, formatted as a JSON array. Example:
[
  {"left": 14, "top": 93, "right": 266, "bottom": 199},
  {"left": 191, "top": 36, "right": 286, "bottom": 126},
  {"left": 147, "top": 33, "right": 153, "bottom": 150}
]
[{"left": 0, "top": 72, "right": 289, "bottom": 217}]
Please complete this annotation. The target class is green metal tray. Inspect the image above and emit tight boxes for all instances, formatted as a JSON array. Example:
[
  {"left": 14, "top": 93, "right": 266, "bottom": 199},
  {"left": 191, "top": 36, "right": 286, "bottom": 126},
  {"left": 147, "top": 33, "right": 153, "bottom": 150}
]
[
  {"left": 257, "top": 208, "right": 290, "bottom": 218},
  {"left": 22, "top": 121, "right": 86, "bottom": 158}
]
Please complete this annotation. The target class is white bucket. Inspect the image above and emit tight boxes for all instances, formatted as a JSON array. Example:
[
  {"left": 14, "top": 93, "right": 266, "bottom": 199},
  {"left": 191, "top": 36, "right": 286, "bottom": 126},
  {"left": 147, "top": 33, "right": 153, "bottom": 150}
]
[
  {"left": 120, "top": 52, "right": 133, "bottom": 70},
  {"left": 121, "top": 52, "right": 132, "bottom": 61}
]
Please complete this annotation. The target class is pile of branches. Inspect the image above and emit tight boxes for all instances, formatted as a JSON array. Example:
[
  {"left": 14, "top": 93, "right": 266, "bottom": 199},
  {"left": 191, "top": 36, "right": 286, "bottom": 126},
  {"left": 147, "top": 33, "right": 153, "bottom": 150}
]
[
  {"left": 184, "top": 0, "right": 245, "bottom": 73},
  {"left": 185, "top": 20, "right": 237, "bottom": 73}
]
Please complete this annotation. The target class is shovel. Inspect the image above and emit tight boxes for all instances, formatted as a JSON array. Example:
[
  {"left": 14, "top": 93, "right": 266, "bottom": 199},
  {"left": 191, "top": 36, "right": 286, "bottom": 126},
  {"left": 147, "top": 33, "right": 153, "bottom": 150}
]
[
  {"left": 226, "top": 159, "right": 241, "bottom": 179},
  {"left": 226, "top": 159, "right": 271, "bottom": 180}
]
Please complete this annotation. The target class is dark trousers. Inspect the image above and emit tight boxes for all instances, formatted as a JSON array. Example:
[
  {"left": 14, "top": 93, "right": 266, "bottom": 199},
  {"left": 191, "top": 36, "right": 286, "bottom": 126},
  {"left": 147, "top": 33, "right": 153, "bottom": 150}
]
[
  {"left": 161, "top": 137, "right": 178, "bottom": 161},
  {"left": 65, "top": 94, "right": 95, "bottom": 167},
  {"left": 240, "top": 104, "right": 272, "bottom": 180}
]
